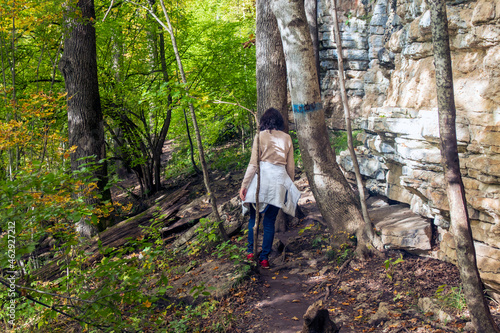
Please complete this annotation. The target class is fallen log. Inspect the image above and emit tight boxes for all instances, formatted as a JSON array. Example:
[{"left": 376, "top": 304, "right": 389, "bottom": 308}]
[{"left": 32, "top": 184, "right": 190, "bottom": 281}]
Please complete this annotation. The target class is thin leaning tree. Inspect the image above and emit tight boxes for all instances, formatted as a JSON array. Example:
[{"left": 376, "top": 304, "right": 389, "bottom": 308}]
[
  {"left": 130, "top": 0, "right": 228, "bottom": 241},
  {"left": 329, "top": 0, "right": 380, "bottom": 248},
  {"left": 429, "top": 0, "right": 499, "bottom": 332}
]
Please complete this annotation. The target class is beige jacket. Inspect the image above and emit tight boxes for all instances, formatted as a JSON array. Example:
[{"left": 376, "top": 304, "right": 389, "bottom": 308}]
[
  {"left": 241, "top": 130, "right": 295, "bottom": 190},
  {"left": 242, "top": 161, "right": 301, "bottom": 216}
]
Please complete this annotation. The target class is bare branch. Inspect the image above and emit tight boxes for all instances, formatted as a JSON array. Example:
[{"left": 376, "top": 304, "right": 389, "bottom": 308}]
[{"left": 102, "top": 0, "right": 116, "bottom": 22}]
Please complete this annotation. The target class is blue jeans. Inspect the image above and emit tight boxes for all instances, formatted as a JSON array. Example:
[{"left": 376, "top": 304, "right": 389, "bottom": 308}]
[{"left": 247, "top": 204, "right": 280, "bottom": 260}]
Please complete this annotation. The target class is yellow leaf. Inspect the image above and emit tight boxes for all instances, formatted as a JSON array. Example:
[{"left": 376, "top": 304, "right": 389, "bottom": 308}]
[
  {"left": 292, "top": 316, "right": 299, "bottom": 321},
  {"left": 144, "top": 300, "right": 152, "bottom": 308}
]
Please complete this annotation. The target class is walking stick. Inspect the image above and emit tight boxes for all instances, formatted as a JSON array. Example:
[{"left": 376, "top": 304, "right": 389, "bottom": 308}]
[{"left": 253, "top": 122, "right": 261, "bottom": 266}]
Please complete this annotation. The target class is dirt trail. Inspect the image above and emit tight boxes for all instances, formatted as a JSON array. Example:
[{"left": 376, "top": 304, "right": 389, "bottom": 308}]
[
  {"left": 227, "top": 176, "right": 500, "bottom": 333},
  {"left": 113, "top": 165, "right": 500, "bottom": 332}
]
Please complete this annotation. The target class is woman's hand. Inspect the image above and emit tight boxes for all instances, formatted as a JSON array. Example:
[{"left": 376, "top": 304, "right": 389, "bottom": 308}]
[{"left": 239, "top": 188, "right": 247, "bottom": 201}]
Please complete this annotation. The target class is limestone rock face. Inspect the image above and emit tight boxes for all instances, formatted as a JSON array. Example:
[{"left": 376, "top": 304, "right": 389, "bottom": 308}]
[{"left": 318, "top": 0, "right": 500, "bottom": 294}]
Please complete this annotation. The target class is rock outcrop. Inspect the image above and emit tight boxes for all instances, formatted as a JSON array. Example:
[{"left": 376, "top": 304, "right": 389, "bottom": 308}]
[{"left": 317, "top": 0, "right": 500, "bottom": 294}]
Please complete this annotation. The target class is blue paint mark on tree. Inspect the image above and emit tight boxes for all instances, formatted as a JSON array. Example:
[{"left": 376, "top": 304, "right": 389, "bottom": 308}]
[{"left": 292, "top": 102, "right": 323, "bottom": 114}]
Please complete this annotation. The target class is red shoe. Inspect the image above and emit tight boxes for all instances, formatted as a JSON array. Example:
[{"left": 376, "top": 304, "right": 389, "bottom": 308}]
[
  {"left": 246, "top": 253, "right": 254, "bottom": 260},
  {"left": 260, "top": 259, "right": 270, "bottom": 269}
]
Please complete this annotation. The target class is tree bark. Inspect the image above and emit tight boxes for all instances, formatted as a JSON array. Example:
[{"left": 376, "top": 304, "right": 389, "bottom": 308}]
[
  {"left": 158, "top": 0, "right": 228, "bottom": 241},
  {"left": 256, "top": 0, "right": 288, "bottom": 129},
  {"left": 270, "top": 0, "right": 366, "bottom": 245},
  {"left": 305, "top": 0, "right": 320, "bottom": 87},
  {"left": 256, "top": 0, "right": 289, "bottom": 232},
  {"left": 183, "top": 108, "right": 202, "bottom": 174},
  {"left": 59, "top": 0, "right": 110, "bottom": 232},
  {"left": 429, "top": 1, "right": 499, "bottom": 332}
]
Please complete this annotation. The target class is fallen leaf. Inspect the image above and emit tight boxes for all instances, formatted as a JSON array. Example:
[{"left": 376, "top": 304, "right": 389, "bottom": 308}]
[
  {"left": 292, "top": 316, "right": 299, "bottom": 321},
  {"left": 292, "top": 299, "right": 300, "bottom": 303}
]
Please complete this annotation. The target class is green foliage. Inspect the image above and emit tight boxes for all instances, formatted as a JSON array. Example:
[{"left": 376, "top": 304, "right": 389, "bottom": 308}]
[
  {"left": 298, "top": 223, "right": 315, "bottom": 235},
  {"left": 312, "top": 235, "right": 327, "bottom": 248},
  {"left": 185, "top": 218, "right": 222, "bottom": 256},
  {"left": 165, "top": 299, "right": 234, "bottom": 333},
  {"left": 186, "top": 219, "right": 250, "bottom": 280},
  {"left": 325, "top": 242, "right": 354, "bottom": 265},
  {"left": 187, "top": 219, "right": 246, "bottom": 264},
  {"left": 331, "top": 130, "right": 364, "bottom": 155},
  {"left": 207, "top": 143, "right": 252, "bottom": 173},
  {"left": 336, "top": 247, "right": 353, "bottom": 265},
  {"left": 384, "top": 254, "right": 405, "bottom": 281},
  {"left": 435, "top": 284, "right": 467, "bottom": 311},
  {"left": 1, "top": 228, "right": 173, "bottom": 332},
  {"left": 290, "top": 130, "right": 303, "bottom": 168},
  {"left": 345, "top": 11, "right": 353, "bottom": 27},
  {"left": 0, "top": 161, "right": 100, "bottom": 267},
  {"left": 1, "top": 0, "right": 258, "bottom": 331}
]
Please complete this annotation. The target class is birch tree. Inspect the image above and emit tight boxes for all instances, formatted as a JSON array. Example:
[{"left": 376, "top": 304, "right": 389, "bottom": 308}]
[{"left": 429, "top": 0, "right": 499, "bottom": 331}]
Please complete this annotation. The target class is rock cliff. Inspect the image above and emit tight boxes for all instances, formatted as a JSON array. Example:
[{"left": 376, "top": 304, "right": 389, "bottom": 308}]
[{"left": 317, "top": 0, "right": 500, "bottom": 295}]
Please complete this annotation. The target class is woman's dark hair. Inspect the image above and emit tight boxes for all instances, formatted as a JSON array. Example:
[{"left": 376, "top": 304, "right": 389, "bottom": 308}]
[{"left": 259, "top": 107, "right": 285, "bottom": 132}]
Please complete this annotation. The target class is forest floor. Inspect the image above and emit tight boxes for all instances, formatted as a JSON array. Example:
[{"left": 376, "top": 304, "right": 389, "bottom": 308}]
[{"left": 113, "top": 167, "right": 500, "bottom": 333}]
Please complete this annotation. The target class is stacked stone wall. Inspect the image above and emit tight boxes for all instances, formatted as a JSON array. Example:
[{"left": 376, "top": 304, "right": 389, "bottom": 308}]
[{"left": 318, "top": 0, "right": 500, "bottom": 294}]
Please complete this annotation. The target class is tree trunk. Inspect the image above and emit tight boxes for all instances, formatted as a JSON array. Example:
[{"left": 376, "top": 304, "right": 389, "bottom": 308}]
[
  {"left": 256, "top": 0, "right": 289, "bottom": 232},
  {"left": 305, "top": 0, "right": 320, "bottom": 87},
  {"left": 59, "top": 0, "right": 110, "bottom": 232},
  {"left": 183, "top": 108, "right": 201, "bottom": 174},
  {"left": 429, "top": 1, "right": 499, "bottom": 332},
  {"left": 111, "top": 25, "right": 128, "bottom": 180},
  {"left": 270, "top": 0, "right": 366, "bottom": 246},
  {"left": 158, "top": 0, "right": 228, "bottom": 241},
  {"left": 256, "top": 0, "right": 288, "bottom": 130}
]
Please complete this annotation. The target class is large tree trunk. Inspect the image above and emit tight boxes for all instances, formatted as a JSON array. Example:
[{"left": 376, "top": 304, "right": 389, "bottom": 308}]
[
  {"left": 305, "top": 0, "right": 320, "bottom": 87},
  {"left": 429, "top": 1, "right": 499, "bottom": 332},
  {"left": 59, "top": 0, "right": 110, "bottom": 232},
  {"left": 256, "top": 0, "right": 289, "bottom": 232},
  {"left": 256, "top": 0, "right": 288, "bottom": 129},
  {"left": 270, "top": 0, "right": 366, "bottom": 246}
]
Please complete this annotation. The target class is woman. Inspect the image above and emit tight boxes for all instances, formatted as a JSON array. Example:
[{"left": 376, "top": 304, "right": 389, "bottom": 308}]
[{"left": 239, "top": 108, "right": 301, "bottom": 268}]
